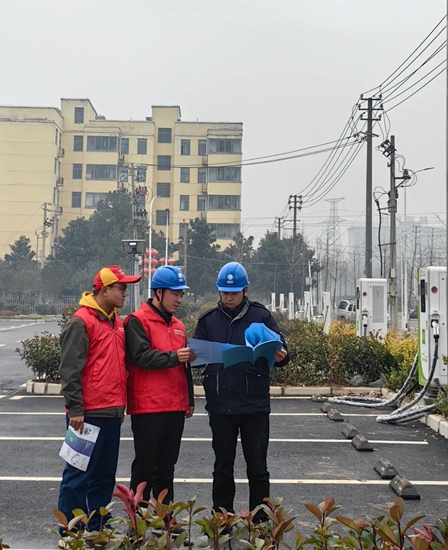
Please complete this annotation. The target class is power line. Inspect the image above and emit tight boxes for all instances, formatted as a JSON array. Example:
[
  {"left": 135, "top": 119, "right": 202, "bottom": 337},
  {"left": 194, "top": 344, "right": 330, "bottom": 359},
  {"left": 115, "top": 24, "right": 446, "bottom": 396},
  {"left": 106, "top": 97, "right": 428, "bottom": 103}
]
[{"left": 384, "top": 66, "right": 446, "bottom": 112}]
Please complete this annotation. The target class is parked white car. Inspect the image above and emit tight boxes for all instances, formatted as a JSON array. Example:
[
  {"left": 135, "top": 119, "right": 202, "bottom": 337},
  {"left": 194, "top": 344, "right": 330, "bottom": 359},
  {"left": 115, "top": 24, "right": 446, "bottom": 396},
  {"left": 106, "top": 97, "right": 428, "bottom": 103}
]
[{"left": 336, "top": 300, "right": 356, "bottom": 323}]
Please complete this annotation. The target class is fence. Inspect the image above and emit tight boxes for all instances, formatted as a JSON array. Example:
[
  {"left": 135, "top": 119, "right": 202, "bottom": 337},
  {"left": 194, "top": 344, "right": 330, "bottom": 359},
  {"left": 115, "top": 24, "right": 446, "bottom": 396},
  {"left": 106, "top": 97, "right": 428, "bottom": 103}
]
[{"left": 0, "top": 294, "right": 78, "bottom": 315}]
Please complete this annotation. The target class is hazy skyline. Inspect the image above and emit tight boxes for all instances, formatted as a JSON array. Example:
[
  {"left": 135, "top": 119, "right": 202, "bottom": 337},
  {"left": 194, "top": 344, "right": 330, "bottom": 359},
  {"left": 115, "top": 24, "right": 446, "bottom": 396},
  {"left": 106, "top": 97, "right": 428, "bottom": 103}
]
[{"left": 1, "top": 0, "right": 445, "bottom": 247}]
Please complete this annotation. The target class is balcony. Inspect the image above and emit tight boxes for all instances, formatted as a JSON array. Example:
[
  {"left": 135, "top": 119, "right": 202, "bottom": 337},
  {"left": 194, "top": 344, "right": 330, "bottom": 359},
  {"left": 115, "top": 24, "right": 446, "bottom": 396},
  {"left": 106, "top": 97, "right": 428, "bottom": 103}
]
[
  {"left": 57, "top": 147, "right": 65, "bottom": 158},
  {"left": 56, "top": 177, "right": 64, "bottom": 187}
]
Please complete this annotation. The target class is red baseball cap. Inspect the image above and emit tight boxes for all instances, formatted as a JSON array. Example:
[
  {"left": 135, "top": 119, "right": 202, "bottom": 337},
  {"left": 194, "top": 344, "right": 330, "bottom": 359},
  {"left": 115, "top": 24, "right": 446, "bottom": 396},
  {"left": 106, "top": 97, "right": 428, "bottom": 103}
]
[{"left": 93, "top": 265, "right": 141, "bottom": 290}]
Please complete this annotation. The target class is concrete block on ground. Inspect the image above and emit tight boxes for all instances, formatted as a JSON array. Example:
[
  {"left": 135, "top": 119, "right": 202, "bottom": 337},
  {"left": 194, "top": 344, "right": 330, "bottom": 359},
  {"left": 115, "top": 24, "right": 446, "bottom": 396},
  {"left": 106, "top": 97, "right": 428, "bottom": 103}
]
[
  {"left": 26, "top": 380, "right": 34, "bottom": 394},
  {"left": 47, "top": 383, "right": 61, "bottom": 395},
  {"left": 283, "top": 386, "right": 331, "bottom": 396},
  {"left": 33, "top": 382, "right": 47, "bottom": 395},
  {"left": 427, "top": 414, "right": 444, "bottom": 433},
  {"left": 193, "top": 385, "right": 205, "bottom": 397},
  {"left": 439, "top": 420, "right": 448, "bottom": 439},
  {"left": 269, "top": 386, "right": 282, "bottom": 396}
]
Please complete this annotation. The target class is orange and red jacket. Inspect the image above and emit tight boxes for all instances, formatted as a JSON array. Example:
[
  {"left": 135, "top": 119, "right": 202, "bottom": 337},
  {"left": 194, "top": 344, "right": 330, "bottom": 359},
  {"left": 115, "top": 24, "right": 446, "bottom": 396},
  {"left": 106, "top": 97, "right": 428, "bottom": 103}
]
[
  {"left": 72, "top": 307, "right": 127, "bottom": 411},
  {"left": 125, "top": 303, "right": 189, "bottom": 415}
]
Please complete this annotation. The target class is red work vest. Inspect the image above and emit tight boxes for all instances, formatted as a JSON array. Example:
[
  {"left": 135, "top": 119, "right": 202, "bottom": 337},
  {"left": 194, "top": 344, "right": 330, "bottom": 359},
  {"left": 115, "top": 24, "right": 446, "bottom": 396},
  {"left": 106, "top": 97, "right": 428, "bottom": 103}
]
[
  {"left": 73, "top": 307, "right": 127, "bottom": 411},
  {"left": 125, "top": 303, "right": 189, "bottom": 415}
]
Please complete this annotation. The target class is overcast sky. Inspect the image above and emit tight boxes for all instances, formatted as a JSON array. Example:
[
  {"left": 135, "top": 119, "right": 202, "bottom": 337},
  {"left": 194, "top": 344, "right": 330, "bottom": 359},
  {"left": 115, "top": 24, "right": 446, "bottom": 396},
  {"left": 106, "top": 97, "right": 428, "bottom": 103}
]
[{"left": 1, "top": 0, "right": 446, "bottom": 246}]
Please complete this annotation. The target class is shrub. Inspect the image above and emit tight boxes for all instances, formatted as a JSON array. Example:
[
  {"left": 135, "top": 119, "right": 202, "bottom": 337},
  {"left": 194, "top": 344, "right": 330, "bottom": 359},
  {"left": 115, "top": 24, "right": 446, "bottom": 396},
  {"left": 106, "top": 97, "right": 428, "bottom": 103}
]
[
  {"left": 35, "top": 304, "right": 57, "bottom": 315},
  {"left": 58, "top": 305, "right": 79, "bottom": 330},
  {"left": 51, "top": 492, "right": 448, "bottom": 550},
  {"left": 385, "top": 331, "right": 419, "bottom": 392},
  {"left": 16, "top": 331, "right": 60, "bottom": 382},
  {"left": 0, "top": 310, "right": 15, "bottom": 317}
]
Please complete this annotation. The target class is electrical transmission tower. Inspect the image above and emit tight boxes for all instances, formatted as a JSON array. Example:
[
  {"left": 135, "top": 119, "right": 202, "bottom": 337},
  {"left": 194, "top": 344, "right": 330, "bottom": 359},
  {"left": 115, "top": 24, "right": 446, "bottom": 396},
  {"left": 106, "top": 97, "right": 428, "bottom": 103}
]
[{"left": 325, "top": 198, "right": 345, "bottom": 254}]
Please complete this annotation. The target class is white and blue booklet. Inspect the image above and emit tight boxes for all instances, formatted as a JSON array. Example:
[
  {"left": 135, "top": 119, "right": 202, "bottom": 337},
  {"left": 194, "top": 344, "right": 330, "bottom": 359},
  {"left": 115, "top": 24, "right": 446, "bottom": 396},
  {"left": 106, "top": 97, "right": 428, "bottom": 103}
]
[
  {"left": 59, "top": 422, "right": 100, "bottom": 472},
  {"left": 189, "top": 323, "right": 283, "bottom": 369}
]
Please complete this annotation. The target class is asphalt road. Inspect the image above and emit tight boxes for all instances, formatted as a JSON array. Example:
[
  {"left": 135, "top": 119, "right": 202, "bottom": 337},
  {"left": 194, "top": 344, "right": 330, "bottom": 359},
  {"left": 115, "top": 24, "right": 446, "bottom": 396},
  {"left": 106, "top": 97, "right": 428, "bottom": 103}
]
[
  {"left": 1, "top": 322, "right": 448, "bottom": 549},
  {"left": 0, "top": 320, "right": 60, "bottom": 392}
]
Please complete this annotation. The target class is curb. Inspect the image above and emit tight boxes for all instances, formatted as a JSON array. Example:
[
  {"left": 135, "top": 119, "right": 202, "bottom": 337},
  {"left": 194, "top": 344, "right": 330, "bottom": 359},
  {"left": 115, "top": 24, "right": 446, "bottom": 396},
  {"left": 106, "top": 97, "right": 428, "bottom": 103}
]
[{"left": 24, "top": 382, "right": 380, "bottom": 398}]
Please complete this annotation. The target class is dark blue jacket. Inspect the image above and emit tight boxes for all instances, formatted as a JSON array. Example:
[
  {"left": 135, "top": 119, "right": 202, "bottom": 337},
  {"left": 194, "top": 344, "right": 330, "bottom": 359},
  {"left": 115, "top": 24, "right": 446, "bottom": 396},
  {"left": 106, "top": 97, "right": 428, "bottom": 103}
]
[{"left": 192, "top": 300, "right": 289, "bottom": 415}]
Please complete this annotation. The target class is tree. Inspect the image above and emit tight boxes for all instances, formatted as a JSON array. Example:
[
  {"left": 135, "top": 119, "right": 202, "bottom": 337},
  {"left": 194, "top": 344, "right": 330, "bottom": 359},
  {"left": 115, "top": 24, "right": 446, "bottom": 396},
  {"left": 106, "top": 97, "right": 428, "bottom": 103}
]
[
  {"left": 250, "top": 232, "right": 316, "bottom": 303},
  {"left": 41, "top": 260, "right": 73, "bottom": 300},
  {"left": 57, "top": 218, "right": 92, "bottom": 269},
  {"left": 4, "top": 236, "right": 36, "bottom": 268},
  {"left": 222, "top": 232, "right": 255, "bottom": 265},
  {"left": 185, "top": 218, "right": 222, "bottom": 300}
]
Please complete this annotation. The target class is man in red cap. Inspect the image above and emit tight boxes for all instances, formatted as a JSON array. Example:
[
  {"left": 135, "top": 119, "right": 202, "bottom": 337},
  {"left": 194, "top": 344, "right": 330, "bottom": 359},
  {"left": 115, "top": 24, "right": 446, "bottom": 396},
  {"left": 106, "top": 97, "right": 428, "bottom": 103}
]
[{"left": 57, "top": 265, "right": 140, "bottom": 545}]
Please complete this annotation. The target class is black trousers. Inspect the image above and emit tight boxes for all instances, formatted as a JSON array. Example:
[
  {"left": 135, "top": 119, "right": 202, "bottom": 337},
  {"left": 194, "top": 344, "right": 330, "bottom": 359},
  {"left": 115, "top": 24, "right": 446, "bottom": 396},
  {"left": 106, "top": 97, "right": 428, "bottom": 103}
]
[
  {"left": 209, "top": 413, "right": 270, "bottom": 517},
  {"left": 130, "top": 411, "right": 185, "bottom": 503}
]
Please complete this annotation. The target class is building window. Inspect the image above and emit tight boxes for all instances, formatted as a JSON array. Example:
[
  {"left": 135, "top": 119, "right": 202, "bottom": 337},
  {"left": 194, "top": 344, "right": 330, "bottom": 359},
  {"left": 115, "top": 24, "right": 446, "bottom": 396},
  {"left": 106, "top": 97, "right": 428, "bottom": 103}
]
[
  {"left": 198, "top": 140, "right": 207, "bottom": 156},
  {"left": 209, "top": 139, "right": 242, "bottom": 154},
  {"left": 71, "top": 192, "right": 82, "bottom": 208},
  {"left": 137, "top": 138, "right": 147, "bottom": 155},
  {"left": 180, "top": 167, "right": 190, "bottom": 183},
  {"left": 74, "top": 136, "right": 84, "bottom": 152},
  {"left": 208, "top": 167, "right": 241, "bottom": 182},
  {"left": 207, "top": 195, "right": 241, "bottom": 210},
  {"left": 198, "top": 167, "right": 207, "bottom": 183},
  {"left": 121, "top": 138, "right": 129, "bottom": 154},
  {"left": 157, "top": 183, "right": 170, "bottom": 197},
  {"left": 59, "top": 132, "right": 62, "bottom": 148},
  {"left": 180, "top": 195, "right": 190, "bottom": 211},
  {"left": 74, "top": 107, "right": 84, "bottom": 124},
  {"left": 85, "top": 192, "right": 108, "bottom": 209},
  {"left": 181, "top": 139, "right": 190, "bottom": 155},
  {"left": 54, "top": 158, "right": 57, "bottom": 174},
  {"left": 214, "top": 224, "right": 240, "bottom": 239},
  {"left": 158, "top": 128, "right": 172, "bottom": 143},
  {"left": 197, "top": 195, "right": 206, "bottom": 211},
  {"left": 86, "top": 164, "right": 117, "bottom": 180},
  {"left": 157, "top": 155, "right": 171, "bottom": 170},
  {"left": 73, "top": 164, "right": 82, "bottom": 179},
  {"left": 55, "top": 129, "right": 58, "bottom": 145},
  {"left": 156, "top": 209, "right": 169, "bottom": 226},
  {"left": 87, "top": 136, "right": 118, "bottom": 151}
]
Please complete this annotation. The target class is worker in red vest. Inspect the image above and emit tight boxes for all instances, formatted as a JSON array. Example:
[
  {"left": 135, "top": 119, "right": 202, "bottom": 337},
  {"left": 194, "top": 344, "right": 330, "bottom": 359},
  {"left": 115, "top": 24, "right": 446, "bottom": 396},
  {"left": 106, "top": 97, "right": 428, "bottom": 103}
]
[
  {"left": 125, "top": 266, "right": 195, "bottom": 526},
  {"left": 57, "top": 265, "right": 141, "bottom": 546}
]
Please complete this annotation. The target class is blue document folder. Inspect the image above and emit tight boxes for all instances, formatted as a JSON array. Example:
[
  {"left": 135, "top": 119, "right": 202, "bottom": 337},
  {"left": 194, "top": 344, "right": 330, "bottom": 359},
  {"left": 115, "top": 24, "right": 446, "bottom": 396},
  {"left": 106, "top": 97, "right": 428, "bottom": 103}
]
[{"left": 189, "top": 323, "right": 283, "bottom": 369}]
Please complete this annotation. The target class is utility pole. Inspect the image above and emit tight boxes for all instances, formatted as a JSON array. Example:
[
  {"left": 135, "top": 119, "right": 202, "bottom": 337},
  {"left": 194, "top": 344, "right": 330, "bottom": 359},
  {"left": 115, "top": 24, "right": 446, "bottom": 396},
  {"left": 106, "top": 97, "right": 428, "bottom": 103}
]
[
  {"left": 360, "top": 96, "right": 382, "bottom": 277},
  {"left": 180, "top": 222, "right": 188, "bottom": 277},
  {"left": 288, "top": 195, "right": 303, "bottom": 239},
  {"left": 388, "top": 135, "right": 398, "bottom": 331},
  {"left": 40, "top": 203, "right": 48, "bottom": 270},
  {"left": 446, "top": 1, "right": 448, "bottom": 353},
  {"left": 275, "top": 217, "right": 283, "bottom": 239}
]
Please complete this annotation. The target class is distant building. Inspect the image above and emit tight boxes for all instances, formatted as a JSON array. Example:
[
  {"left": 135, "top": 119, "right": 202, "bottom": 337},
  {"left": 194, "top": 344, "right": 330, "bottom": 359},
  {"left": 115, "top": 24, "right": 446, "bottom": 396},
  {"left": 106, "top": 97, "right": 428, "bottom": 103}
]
[{"left": 0, "top": 99, "right": 243, "bottom": 258}]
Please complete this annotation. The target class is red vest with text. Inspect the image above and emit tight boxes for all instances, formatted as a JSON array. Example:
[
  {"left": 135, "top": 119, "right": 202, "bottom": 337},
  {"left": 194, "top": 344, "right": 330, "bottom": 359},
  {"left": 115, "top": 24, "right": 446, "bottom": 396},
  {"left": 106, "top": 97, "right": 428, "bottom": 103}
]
[
  {"left": 73, "top": 307, "right": 127, "bottom": 411},
  {"left": 125, "top": 303, "right": 189, "bottom": 415}
]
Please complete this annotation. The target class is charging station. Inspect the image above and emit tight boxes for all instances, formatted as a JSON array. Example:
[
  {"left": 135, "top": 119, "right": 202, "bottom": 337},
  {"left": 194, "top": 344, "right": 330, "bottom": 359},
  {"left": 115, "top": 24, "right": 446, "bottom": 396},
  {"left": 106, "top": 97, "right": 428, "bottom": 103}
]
[
  {"left": 418, "top": 266, "right": 447, "bottom": 388},
  {"left": 356, "top": 278, "right": 388, "bottom": 337}
]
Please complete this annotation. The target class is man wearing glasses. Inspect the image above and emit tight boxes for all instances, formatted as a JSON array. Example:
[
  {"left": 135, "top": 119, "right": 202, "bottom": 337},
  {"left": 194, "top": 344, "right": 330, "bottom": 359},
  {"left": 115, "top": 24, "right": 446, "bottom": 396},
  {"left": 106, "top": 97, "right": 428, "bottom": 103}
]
[{"left": 57, "top": 265, "right": 140, "bottom": 546}]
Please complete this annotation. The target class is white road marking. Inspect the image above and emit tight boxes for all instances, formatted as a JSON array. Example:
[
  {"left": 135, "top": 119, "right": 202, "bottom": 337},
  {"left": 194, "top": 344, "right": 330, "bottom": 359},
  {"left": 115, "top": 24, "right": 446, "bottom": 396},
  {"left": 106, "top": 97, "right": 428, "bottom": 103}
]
[
  {"left": 0, "top": 395, "right": 5, "bottom": 399},
  {"left": 0, "top": 436, "right": 428, "bottom": 444},
  {"left": 0, "top": 344, "right": 5, "bottom": 347},
  {"left": 9, "top": 395, "right": 63, "bottom": 400},
  {"left": 0, "top": 476, "right": 445, "bottom": 485},
  {"left": 0, "top": 322, "right": 45, "bottom": 332}
]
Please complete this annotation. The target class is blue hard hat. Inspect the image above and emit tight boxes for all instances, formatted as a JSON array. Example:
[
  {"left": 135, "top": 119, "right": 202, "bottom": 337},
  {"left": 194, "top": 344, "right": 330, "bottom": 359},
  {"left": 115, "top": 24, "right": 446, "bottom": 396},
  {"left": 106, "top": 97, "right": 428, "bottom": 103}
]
[
  {"left": 151, "top": 266, "right": 189, "bottom": 290},
  {"left": 216, "top": 262, "right": 249, "bottom": 292}
]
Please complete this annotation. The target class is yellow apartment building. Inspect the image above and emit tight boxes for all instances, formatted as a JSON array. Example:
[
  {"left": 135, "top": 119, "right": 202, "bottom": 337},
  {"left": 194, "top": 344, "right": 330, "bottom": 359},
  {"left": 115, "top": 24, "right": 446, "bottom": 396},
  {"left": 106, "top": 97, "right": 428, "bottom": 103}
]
[{"left": 0, "top": 99, "right": 243, "bottom": 261}]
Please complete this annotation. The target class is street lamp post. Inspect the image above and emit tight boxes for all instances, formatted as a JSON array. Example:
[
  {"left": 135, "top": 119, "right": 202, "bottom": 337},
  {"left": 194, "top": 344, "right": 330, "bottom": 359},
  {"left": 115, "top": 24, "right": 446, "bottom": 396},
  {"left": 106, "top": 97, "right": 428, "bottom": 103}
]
[{"left": 147, "top": 196, "right": 159, "bottom": 299}]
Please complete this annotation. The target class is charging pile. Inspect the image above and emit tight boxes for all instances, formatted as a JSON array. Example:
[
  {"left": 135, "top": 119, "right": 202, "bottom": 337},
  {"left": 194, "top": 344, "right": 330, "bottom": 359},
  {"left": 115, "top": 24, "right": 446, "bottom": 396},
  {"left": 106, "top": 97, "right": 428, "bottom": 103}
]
[{"left": 329, "top": 267, "right": 447, "bottom": 425}]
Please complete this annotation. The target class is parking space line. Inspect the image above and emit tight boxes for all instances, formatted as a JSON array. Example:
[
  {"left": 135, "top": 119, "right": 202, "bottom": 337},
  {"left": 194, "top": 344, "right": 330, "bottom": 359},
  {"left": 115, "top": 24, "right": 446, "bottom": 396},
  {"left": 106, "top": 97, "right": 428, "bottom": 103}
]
[
  {"left": 0, "top": 410, "right": 381, "bottom": 418},
  {"left": 0, "top": 436, "right": 428, "bottom": 444},
  {"left": 0, "top": 476, "right": 445, "bottom": 485}
]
